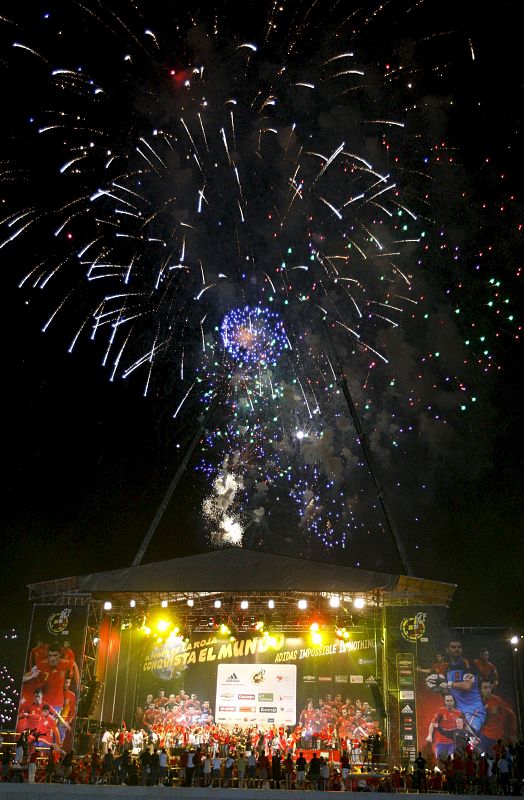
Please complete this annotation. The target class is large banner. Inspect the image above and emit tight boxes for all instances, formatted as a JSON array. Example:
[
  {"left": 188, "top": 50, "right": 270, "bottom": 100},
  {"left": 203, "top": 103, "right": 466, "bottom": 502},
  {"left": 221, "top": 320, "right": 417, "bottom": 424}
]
[
  {"left": 385, "top": 608, "right": 519, "bottom": 763},
  {"left": 17, "top": 604, "right": 88, "bottom": 753},
  {"left": 136, "top": 630, "right": 383, "bottom": 742}
]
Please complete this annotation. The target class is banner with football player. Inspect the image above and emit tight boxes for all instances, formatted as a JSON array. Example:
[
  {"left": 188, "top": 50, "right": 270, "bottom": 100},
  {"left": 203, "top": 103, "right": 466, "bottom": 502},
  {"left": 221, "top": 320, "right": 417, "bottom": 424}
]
[
  {"left": 17, "top": 604, "right": 87, "bottom": 753},
  {"left": 385, "top": 608, "right": 519, "bottom": 763}
]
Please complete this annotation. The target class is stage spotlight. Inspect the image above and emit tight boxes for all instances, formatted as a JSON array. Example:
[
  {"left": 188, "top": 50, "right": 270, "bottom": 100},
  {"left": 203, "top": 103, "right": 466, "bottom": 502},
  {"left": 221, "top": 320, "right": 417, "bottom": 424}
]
[
  {"left": 353, "top": 597, "right": 365, "bottom": 609},
  {"left": 219, "top": 623, "right": 230, "bottom": 635},
  {"left": 311, "top": 631, "right": 323, "bottom": 645},
  {"left": 129, "top": 600, "right": 136, "bottom": 608},
  {"left": 214, "top": 600, "right": 222, "bottom": 609},
  {"left": 156, "top": 619, "right": 170, "bottom": 633},
  {"left": 240, "top": 600, "right": 249, "bottom": 610},
  {"left": 103, "top": 601, "right": 112, "bottom": 611},
  {"left": 329, "top": 596, "right": 340, "bottom": 608},
  {"left": 187, "top": 599, "right": 194, "bottom": 607},
  {"left": 93, "top": 637, "right": 99, "bottom": 645},
  {"left": 268, "top": 599, "right": 275, "bottom": 609},
  {"left": 510, "top": 635, "right": 519, "bottom": 645},
  {"left": 298, "top": 599, "right": 307, "bottom": 610},
  {"left": 166, "top": 630, "right": 183, "bottom": 647},
  {"left": 161, "top": 600, "right": 168, "bottom": 608},
  {"left": 309, "top": 622, "right": 319, "bottom": 632}
]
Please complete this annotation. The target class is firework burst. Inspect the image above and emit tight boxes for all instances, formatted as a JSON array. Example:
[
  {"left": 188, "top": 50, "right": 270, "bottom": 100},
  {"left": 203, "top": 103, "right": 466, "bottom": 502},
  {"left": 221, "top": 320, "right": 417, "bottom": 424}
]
[{"left": 1, "top": 0, "right": 488, "bottom": 559}]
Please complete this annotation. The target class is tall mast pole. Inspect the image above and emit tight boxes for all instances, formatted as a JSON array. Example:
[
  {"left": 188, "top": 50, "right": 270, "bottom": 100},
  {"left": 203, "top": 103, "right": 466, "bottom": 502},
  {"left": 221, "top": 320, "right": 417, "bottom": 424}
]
[
  {"left": 132, "top": 389, "right": 223, "bottom": 567},
  {"left": 325, "top": 328, "right": 413, "bottom": 575}
]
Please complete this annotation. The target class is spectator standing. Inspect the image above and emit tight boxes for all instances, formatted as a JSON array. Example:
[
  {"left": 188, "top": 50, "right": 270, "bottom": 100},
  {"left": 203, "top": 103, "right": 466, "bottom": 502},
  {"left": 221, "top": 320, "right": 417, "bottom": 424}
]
[
  {"left": 237, "top": 752, "right": 247, "bottom": 788},
  {"left": 296, "top": 751, "right": 307, "bottom": 789},
  {"left": 159, "top": 748, "right": 168, "bottom": 784},
  {"left": 203, "top": 754, "right": 212, "bottom": 786},
  {"left": 211, "top": 754, "right": 222, "bottom": 786},
  {"left": 308, "top": 752, "right": 321, "bottom": 790},
  {"left": 224, "top": 753, "right": 235, "bottom": 787},
  {"left": 497, "top": 752, "right": 511, "bottom": 796},
  {"left": 284, "top": 752, "right": 294, "bottom": 789},
  {"left": 320, "top": 757, "right": 330, "bottom": 790},
  {"left": 247, "top": 751, "right": 257, "bottom": 787},
  {"left": 272, "top": 749, "right": 282, "bottom": 788}
]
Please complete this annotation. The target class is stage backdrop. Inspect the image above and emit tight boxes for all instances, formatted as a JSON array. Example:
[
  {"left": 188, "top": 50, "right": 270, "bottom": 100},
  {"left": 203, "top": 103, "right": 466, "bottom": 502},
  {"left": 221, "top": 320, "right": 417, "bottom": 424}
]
[
  {"left": 385, "top": 607, "right": 519, "bottom": 764},
  {"left": 17, "top": 604, "right": 87, "bottom": 753},
  {"left": 135, "top": 629, "right": 383, "bottom": 733}
]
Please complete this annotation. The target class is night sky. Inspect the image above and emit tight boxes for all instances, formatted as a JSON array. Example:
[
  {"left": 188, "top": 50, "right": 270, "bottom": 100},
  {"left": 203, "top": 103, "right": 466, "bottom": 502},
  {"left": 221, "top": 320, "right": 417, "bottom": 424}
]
[{"left": 1, "top": 0, "right": 522, "bottom": 634}]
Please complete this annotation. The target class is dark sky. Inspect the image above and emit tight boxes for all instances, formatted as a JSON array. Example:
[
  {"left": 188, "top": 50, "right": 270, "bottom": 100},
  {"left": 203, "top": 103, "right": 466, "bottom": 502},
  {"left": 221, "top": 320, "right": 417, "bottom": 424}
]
[{"left": 2, "top": 1, "right": 523, "bottom": 633}]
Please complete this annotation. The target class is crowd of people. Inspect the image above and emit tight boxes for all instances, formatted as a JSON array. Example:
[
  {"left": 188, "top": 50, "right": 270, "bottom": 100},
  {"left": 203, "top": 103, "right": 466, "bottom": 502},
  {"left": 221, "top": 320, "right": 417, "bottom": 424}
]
[
  {"left": 131, "top": 689, "right": 381, "bottom": 756},
  {"left": 2, "top": 722, "right": 524, "bottom": 792},
  {"left": 393, "top": 740, "right": 524, "bottom": 796}
]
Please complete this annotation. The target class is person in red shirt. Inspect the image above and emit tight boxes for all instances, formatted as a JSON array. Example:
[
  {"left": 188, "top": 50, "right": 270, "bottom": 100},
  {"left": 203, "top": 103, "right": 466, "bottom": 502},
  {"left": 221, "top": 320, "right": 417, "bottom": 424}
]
[
  {"left": 154, "top": 690, "right": 169, "bottom": 708},
  {"left": 29, "top": 635, "right": 49, "bottom": 673},
  {"left": 17, "top": 687, "right": 45, "bottom": 733},
  {"left": 59, "top": 640, "right": 80, "bottom": 686},
  {"left": 39, "top": 644, "right": 73, "bottom": 711},
  {"left": 143, "top": 703, "right": 162, "bottom": 727},
  {"left": 426, "top": 694, "right": 465, "bottom": 758},
  {"left": 339, "top": 750, "right": 351, "bottom": 790},
  {"left": 479, "top": 680, "right": 517, "bottom": 750},
  {"left": 35, "top": 705, "right": 61, "bottom": 749},
  {"left": 59, "top": 676, "right": 77, "bottom": 750},
  {"left": 473, "top": 651, "right": 499, "bottom": 688},
  {"left": 337, "top": 708, "right": 353, "bottom": 749},
  {"left": 418, "top": 651, "right": 449, "bottom": 675}
]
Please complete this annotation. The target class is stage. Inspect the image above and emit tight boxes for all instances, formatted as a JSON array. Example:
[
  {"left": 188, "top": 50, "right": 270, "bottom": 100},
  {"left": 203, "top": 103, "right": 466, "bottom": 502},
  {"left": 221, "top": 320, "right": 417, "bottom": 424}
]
[{"left": 19, "top": 550, "right": 522, "bottom": 766}]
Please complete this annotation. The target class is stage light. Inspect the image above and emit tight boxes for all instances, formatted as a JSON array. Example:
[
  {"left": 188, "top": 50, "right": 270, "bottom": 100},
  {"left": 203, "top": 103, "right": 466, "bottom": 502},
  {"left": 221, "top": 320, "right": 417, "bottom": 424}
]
[
  {"left": 240, "top": 600, "right": 249, "bottom": 610},
  {"left": 268, "top": 599, "right": 275, "bottom": 609},
  {"left": 353, "top": 597, "right": 365, "bottom": 609},
  {"left": 129, "top": 600, "right": 136, "bottom": 608},
  {"left": 219, "top": 623, "right": 230, "bottom": 635},
  {"left": 156, "top": 619, "right": 170, "bottom": 633},
  {"left": 214, "top": 600, "right": 222, "bottom": 609},
  {"left": 298, "top": 599, "right": 307, "bottom": 610},
  {"left": 510, "top": 635, "right": 519, "bottom": 645},
  {"left": 161, "top": 600, "right": 168, "bottom": 608},
  {"left": 309, "top": 622, "right": 319, "bottom": 632},
  {"left": 166, "top": 630, "right": 184, "bottom": 647},
  {"left": 103, "top": 601, "right": 112, "bottom": 611},
  {"left": 255, "top": 620, "right": 264, "bottom": 630},
  {"left": 93, "top": 637, "right": 99, "bottom": 645},
  {"left": 329, "top": 596, "right": 340, "bottom": 608},
  {"left": 141, "top": 626, "right": 151, "bottom": 635},
  {"left": 187, "top": 599, "right": 194, "bottom": 607},
  {"left": 311, "top": 631, "right": 323, "bottom": 645}
]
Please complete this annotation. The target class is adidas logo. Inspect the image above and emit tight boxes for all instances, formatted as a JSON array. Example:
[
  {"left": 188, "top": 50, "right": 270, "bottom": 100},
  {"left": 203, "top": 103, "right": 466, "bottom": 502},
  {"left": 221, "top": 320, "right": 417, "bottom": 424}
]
[
  {"left": 226, "top": 673, "right": 240, "bottom": 683},
  {"left": 401, "top": 704, "right": 413, "bottom": 714}
]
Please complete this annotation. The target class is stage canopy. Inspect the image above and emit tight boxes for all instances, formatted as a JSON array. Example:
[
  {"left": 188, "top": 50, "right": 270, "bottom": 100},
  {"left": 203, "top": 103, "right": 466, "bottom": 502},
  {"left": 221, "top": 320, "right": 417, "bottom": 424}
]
[{"left": 27, "top": 548, "right": 456, "bottom": 615}]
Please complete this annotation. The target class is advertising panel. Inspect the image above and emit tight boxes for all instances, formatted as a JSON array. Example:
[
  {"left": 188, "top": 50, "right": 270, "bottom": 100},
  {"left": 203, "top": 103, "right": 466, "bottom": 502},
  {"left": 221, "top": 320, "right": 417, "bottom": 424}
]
[
  {"left": 215, "top": 663, "right": 296, "bottom": 726},
  {"left": 16, "top": 604, "right": 88, "bottom": 753}
]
